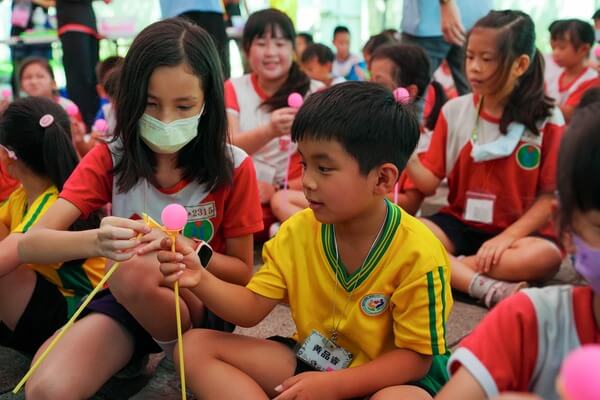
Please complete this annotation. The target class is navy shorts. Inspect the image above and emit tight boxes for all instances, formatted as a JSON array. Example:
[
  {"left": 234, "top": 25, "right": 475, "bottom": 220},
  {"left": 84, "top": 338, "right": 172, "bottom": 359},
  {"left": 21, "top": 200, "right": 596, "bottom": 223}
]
[{"left": 425, "top": 212, "right": 497, "bottom": 256}]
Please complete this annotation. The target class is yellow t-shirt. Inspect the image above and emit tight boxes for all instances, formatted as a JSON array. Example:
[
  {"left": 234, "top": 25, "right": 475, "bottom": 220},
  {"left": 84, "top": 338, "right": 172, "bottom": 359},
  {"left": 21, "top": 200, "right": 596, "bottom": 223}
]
[
  {"left": 0, "top": 186, "right": 105, "bottom": 315},
  {"left": 248, "top": 200, "right": 452, "bottom": 367}
]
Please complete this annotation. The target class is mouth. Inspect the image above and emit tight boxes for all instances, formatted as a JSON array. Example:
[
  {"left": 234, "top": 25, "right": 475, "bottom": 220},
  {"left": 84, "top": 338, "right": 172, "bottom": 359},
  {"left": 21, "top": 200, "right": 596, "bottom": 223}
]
[{"left": 307, "top": 199, "right": 324, "bottom": 210}]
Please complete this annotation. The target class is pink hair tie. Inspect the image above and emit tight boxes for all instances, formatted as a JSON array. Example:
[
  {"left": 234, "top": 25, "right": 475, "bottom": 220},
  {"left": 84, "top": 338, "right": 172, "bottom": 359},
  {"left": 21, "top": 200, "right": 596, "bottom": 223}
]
[
  {"left": 393, "top": 87, "right": 411, "bottom": 104},
  {"left": 39, "top": 114, "right": 54, "bottom": 128},
  {"left": 0, "top": 144, "right": 17, "bottom": 160}
]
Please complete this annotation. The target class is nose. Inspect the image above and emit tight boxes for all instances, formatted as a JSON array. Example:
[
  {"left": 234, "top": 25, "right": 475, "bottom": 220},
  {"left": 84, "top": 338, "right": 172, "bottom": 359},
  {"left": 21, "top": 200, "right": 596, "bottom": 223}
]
[
  {"left": 302, "top": 169, "right": 317, "bottom": 192},
  {"left": 265, "top": 41, "right": 277, "bottom": 56}
]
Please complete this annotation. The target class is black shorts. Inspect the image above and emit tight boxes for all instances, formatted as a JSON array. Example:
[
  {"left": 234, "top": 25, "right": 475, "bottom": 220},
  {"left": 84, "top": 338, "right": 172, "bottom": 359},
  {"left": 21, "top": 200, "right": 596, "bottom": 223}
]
[
  {"left": 426, "top": 212, "right": 497, "bottom": 256},
  {"left": 0, "top": 273, "right": 67, "bottom": 356},
  {"left": 81, "top": 289, "right": 236, "bottom": 361}
]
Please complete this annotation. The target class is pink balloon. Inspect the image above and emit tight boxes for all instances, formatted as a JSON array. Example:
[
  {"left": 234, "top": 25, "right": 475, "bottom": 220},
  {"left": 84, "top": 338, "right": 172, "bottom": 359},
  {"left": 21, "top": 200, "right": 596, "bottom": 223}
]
[
  {"left": 1, "top": 89, "right": 10, "bottom": 99},
  {"left": 594, "top": 46, "right": 600, "bottom": 59},
  {"left": 161, "top": 204, "right": 188, "bottom": 231},
  {"left": 561, "top": 345, "right": 600, "bottom": 400},
  {"left": 287, "top": 92, "right": 304, "bottom": 109},
  {"left": 93, "top": 119, "right": 108, "bottom": 132},
  {"left": 66, "top": 103, "right": 79, "bottom": 117},
  {"left": 393, "top": 87, "right": 411, "bottom": 104}
]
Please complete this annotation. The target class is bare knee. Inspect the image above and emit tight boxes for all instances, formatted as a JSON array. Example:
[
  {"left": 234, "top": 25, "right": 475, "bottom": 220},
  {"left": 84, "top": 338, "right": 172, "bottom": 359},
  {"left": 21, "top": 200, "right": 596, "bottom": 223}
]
[
  {"left": 370, "top": 385, "right": 432, "bottom": 400},
  {"left": 110, "top": 256, "right": 159, "bottom": 303},
  {"left": 26, "top": 375, "right": 80, "bottom": 400}
]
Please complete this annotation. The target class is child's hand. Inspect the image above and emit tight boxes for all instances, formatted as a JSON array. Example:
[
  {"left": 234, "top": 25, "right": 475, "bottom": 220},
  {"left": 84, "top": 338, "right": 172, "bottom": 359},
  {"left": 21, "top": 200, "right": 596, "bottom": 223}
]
[
  {"left": 274, "top": 372, "right": 338, "bottom": 400},
  {"left": 96, "top": 216, "right": 151, "bottom": 261},
  {"left": 258, "top": 181, "right": 277, "bottom": 204},
  {"left": 157, "top": 237, "right": 203, "bottom": 288},
  {"left": 269, "top": 107, "right": 298, "bottom": 138},
  {"left": 136, "top": 227, "right": 169, "bottom": 255},
  {"left": 476, "top": 233, "right": 518, "bottom": 273}
]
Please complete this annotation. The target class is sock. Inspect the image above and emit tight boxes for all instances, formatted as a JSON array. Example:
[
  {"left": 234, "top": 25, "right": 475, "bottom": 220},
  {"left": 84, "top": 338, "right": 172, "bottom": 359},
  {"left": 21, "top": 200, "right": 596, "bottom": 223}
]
[
  {"left": 468, "top": 273, "right": 499, "bottom": 300},
  {"left": 154, "top": 337, "right": 178, "bottom": 361}
]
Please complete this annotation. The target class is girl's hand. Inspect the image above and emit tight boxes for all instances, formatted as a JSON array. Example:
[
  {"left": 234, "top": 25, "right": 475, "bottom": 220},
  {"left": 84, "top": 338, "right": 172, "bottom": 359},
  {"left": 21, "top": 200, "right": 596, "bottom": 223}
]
[
  {"left": 71, "top": 119, "right": 87, "bottom": 144},
  {"left": 269, "top": 107, "right": 298, "bottom": 138},
  {"left": 136, "top": 227, "right": 169, "bottom": 255},
  {"left": 274, "top": 372, "right": 338, "bottom": 400},
  {"left": 258, "top": 180, "right": 277, "bottom": 204},
  {"left": 157, "top": 237, "right": 203, "bottom": 288},
  {"left": 96, "top": 216, "right": 150, "bottom": 261},
  {"left": 476, "top": 233, "right": 518, "bottom": 273}
]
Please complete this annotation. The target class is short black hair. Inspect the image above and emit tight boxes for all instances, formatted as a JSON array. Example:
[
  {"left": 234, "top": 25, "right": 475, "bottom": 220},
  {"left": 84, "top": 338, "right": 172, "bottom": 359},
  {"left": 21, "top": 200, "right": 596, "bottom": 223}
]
[
  {"left": 333, "top": 26, "right": 350, "bottom": 38},
  {"left": 18, "top": 56, "right": 55, "bottom": 82},
  {"left": 102, "top": 66, "right": 120, "bottom": 99},
  {"left": 557, "top": 101, "right": 600, "bottom": 233},
  {"left": 593, "top": 9, "right": 600, "bottom": 20},
  {"left": 95, "top": 56, "right": 123, "bottom": 84},
  {"left": 292, "top": 81, "right": 419, "bottom": 175},
  {"left": 549, "top": 19, "right": 595, "bottom": 48},
  {"left": 301, "top": 43, "right": 334, "bottom": 65},
  {"left": 297, "top": 32, "right": 314, "bottom": 44},
  {"left": 363, "top": 31, "right": 399, "bottom": 56}
]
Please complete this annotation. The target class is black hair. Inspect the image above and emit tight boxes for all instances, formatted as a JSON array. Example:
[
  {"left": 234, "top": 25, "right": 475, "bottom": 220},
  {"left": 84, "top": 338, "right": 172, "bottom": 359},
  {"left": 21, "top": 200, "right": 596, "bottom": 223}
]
[
  {"left": 95, "top": 55, "right": 124, "bottom": 84},
  {"left": 470, "top": 10, "right": 554, "bottom": 135},
  {"left": 557, "top": 102, "right": 600, "bottom": 233},
  {"left": 242, "top": 9, "right": 310, "bottom": 111},
  {"left": 363, "top": 32, "right": 399, "bottom": 58},
  {"left": 549, "top": 19, "right": 595, "bottom": 49},
  {"left": 297, "top": 32, "right": 314, "bottom": 45},
  {"left": 593, "top": 9, "right": 600, "bottom": 20},
  {"left": 370, "top": 43, "right": 447, "bottom": 130},
  {"left": 292, "top": 81, "right": 419, "bottom": 175},
  {"left": 101, "top": 66, "right": 120, "bottom": 99},
  {"left": 333, "top": 26, "right": 350, "bottom": 38},
  {"left": 18, "top": 56, "right": 55, "bottom": 83},
  {"left": 577, "top": 87, "right": 600, "bottom": 109},
  {"left": 112, "top": 18, "right": 233, "bottom": 193},
  {"left": 0, "top": 97, "right": 99, "bottom": 230},
  {"left": 301, "top": 43, "right": 334, "bottom": 65}
]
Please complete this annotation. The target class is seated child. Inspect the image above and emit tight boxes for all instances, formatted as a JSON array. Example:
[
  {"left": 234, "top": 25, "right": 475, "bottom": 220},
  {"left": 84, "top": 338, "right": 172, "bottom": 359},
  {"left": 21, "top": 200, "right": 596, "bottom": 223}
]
[
  {"left": 332, "top": 26, "right": 361, "bottom": 80},
  {"left": 301, "top": 43, "right": 346, "bottom": 87},
  {"left": 435, "top": 97, "right": 600, "bottom": 400},
  {"left": 347, "top": 30, "right": 399, "bottom": 82},
  {"left": 295, "top": 32, "right": 313, "bottom": 59},
  {"left": 158, "top": 81, "right": 453, "bottom": 400},
  {"left": 90, "top": 55, "right": 123, "bottom": 143}
]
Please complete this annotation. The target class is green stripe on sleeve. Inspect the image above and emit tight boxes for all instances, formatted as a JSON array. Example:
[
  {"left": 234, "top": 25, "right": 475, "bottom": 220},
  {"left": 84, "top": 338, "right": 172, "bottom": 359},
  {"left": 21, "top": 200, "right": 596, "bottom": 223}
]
[
  {"left": 438, "top": 266, "right": 448, "bottom": 353},
  {"left": 426, "top": 271, "right": 439, "bottom": 355},
  {"left": 21, "top": 192, "right": 53, "bottom": 233}
]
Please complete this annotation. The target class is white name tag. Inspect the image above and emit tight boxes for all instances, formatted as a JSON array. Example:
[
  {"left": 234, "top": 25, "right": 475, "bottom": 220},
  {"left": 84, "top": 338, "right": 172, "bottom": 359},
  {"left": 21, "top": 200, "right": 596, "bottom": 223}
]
[
  {"left": 464, "top": 192, "right": 495, "bottom": 224},
  {"left": 296, "top": 330, "right": 353, "bottom": 372}
]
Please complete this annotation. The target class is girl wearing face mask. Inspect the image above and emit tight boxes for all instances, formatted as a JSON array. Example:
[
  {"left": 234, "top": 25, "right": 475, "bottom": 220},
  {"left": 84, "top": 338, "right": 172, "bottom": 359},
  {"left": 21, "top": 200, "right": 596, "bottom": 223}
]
[
  {"left": 407, "top": 11, "right": 564, "bottom": 308},
  {"left": 225, "top": 8, "right": 323, "bottom": 240},
  {"left": 18, "top": 19, "right": 263, "bottom": 399},
  {"left": 435, "top": 100, "right": 600, "bottom": 400}
]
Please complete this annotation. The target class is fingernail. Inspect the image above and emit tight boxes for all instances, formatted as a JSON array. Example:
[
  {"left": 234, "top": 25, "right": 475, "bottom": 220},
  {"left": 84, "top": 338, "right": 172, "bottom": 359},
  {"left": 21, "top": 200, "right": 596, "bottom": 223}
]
[
  {"left": 177, "top": 271, "right": 184, "bottom": 276},
  {"left": 179, "top": 263, "right": 185, "bottom": 270},
  {"left": 274, "top": 385, "right": 283, "bottom": 392},
  {"left": 176, "top": 253, "right": 183, "bottom": 261}
]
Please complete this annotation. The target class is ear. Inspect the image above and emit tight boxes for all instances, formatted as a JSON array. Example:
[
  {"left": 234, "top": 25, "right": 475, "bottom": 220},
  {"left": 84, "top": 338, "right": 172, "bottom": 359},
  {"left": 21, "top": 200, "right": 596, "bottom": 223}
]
[
  {"left": 406, "top": 84, "right": 419, "bottom": 98},
  {"left": 372, "top": 162, "right": 399, "bottom": 196},
  {"left": 578, "top": 43, "right": 591, "bottom": 57},
  {"left": 513, "top": 54, "right": 531, "bottom": 78}
]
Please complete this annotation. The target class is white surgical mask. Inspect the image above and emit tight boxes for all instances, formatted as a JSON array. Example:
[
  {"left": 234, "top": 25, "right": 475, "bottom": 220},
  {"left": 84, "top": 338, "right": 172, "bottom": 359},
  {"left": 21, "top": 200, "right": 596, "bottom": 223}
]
[{"left": 138, "top": 104, "right": 204, "bottom": 154}]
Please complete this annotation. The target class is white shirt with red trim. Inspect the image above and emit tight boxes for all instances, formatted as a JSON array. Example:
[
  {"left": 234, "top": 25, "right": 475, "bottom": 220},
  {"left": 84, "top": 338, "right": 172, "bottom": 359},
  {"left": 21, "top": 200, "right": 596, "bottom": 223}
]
[
  {"left": 60, "top": 143, "right": 263, "bottom": 253},
  {"left": 546, "top": 67, "right": 598, "bottom": 106},
  {"left": 448, "top": 286, "right": 600, "bottom": 399},
  {"left": 421, "top": 93, "right": 564, "bottom": 235},
  {"left": 224, "top": 74, "right": 323, "bottom": 186}
]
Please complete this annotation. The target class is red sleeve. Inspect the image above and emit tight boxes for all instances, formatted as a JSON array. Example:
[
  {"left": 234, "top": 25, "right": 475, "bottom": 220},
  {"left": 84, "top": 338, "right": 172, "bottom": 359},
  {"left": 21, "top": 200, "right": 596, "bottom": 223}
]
[
  {"left": 287, "top": 151, "right": 303, "bottom": 181},
  {"left": 421, "top": 112, "right": 448, "bottom": 179},
  {"left": 565, "top": 78, "right": 600, "bottom": 108},
  {"left": 222, "top": 156, "right": 264, "bottom": 237},
  {"left": 448, "top": 292, "right": 539, "bottom": 397},
  {"left": 538, "top": 121, "right": 563, "bottom": 194},
  {"left": 0, "top": 163, "right": 19, "bottom": 202},
  {"left": 60, "top": 143, "right": 113, "bottom": 218},
  {"left": 224, "top": 79, "right": 240, "bottom": 113}
]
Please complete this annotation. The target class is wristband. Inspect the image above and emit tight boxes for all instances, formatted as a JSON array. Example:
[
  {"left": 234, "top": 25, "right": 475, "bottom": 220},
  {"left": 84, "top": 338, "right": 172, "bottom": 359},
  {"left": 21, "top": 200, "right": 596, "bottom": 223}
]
[{"left": 192, "top": 239, "right": 213, "bottom": 269}]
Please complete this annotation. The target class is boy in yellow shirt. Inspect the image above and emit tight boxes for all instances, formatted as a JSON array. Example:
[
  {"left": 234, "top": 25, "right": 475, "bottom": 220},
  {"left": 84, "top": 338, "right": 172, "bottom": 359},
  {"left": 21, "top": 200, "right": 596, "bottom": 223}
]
[{"left": 158, "top": 81, "right": 452, "bottom": 399}]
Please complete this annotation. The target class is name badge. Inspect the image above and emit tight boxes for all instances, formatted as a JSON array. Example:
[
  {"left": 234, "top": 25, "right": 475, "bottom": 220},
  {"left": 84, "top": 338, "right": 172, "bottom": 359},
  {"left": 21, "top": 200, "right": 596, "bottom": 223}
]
[
  {"left": 296, "top": 330, "right": 353, "bottom": 372},
  {"left": 464, "top": 191, "right": 495, "bottom": 224}
]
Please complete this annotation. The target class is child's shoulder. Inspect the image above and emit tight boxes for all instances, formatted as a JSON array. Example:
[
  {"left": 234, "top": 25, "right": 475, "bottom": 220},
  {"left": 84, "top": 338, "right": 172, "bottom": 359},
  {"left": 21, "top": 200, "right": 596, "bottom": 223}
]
[
  {"left": 440, "top": 93, "right": 476, "bottom": 120},
  {"left": 395, "top": 207, "right": 447, "bottom": 259},
  {"left": 227, "top": 143, "right": 250, "bottom": 168}
]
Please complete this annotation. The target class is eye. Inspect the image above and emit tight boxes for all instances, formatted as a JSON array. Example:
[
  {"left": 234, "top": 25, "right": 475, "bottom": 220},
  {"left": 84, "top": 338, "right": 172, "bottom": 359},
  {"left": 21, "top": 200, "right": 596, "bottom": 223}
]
[
  {"left": 146, "top": 102, "right": 157, "bottom": 108},
  {"left": 318, "top": 166, "right": 333, "bottom": 173},
  {"left": 177, "top": 105, "right": 193, "bottom": 111}
]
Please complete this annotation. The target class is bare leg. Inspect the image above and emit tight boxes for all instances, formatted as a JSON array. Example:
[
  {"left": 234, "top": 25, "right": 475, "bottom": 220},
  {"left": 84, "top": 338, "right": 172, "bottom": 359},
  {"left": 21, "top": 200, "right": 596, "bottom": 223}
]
[
  {"left": 25, "top": 313, "right": 135, "bottom": 400},
  {"left": 177, "top": 329, "right": 297, "bottom": 399},
  {"left": 0, "top": 266, "right": 36, "bottom": 330},
  {"left": 370, "top": 385, "right": 432, "bottom": 400}
]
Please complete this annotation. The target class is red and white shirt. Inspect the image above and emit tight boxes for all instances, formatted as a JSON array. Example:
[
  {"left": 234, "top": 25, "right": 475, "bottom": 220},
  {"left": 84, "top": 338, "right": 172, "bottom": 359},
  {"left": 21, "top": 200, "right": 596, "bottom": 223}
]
[
  {"left": 448, "top": 286, "right": 600, "bottom": 399},
  {"left": 420, "top": 94, "right": 564, "bottom": 235},
  {"left": 60, "top": 143, "right": 263, "bottom": 253},
  {"left": 546, "top": 67, "right": 598, "bottom": 107},
  {"left": 224, "top": 74, "right": 323, "bottom": 186}
]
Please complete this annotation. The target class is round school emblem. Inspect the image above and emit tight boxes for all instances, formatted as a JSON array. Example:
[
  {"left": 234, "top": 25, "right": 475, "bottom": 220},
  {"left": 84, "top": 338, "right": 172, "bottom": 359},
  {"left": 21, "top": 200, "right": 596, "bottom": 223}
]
[
  {"left": 184, "top": 219, "right": 214, "bottom": 243},
  {"left": 516, "top": 144, "right": 541, "bottom": 170},
  {"left": 360, "top": 294, "right": 389, "bottom": 316}
]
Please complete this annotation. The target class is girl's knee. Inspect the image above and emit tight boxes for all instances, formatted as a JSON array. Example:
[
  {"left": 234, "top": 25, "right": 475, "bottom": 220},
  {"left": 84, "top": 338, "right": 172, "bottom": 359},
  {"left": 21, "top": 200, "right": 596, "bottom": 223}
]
[
  {"left": 370, "top": 385, "right": 432, "bottom": 400},
  {"left": 26, "top": 375, "right": 80, "bottom": 400}
]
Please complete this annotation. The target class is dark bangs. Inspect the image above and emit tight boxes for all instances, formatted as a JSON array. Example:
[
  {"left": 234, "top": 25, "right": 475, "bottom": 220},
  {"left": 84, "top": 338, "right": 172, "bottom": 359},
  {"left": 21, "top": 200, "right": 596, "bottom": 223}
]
[{"left": 242, "top": 8, "right": 295, "bottom": 52}]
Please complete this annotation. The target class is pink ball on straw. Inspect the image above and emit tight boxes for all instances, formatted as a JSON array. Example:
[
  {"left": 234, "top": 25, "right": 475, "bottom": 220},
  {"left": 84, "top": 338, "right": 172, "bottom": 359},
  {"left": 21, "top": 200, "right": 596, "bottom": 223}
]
[
  {"left": 393, "top": 87, "right": 411, "bottom": 104},
  {"left": 93, "top": 119, "right": 108, "bottom": 133},
  {"left": 161, "top": 204, "right": 188, "bottom": 231},
  {"left": 1, "top": 89, "right": 11, "bottom": 99},
  {"left": 594, "top": 46, "right": 600, "bottom": 59},
  {"left": 287, "top": 92, "right": 304, "bottom": 109},
  {"left": 65, "top": 103, "right": 79, "bottom": 117},
  {"left": 561, "top": 345, "right": 600, "bottom": 400}
]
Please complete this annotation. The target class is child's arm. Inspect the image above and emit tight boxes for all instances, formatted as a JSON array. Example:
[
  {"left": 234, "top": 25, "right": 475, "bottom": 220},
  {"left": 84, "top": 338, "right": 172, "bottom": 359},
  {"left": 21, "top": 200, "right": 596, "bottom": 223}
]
[
  {"left": 19, "top": 198, "right": 150, "bottom": 264},
  {"left": 406, "top": 153, "right": 442, "bottom": 196},
  {"left": 475, "top": 192, "right": 554, "bottom": 272},
  {"left": 228, "top": 109, "right": 298, "bottom": 154},
  {"left": 0, "top": 233, "right": 24, "bottom": 277},
  {"left": 274, "top": 349, "right": 432, "bottom": 399},
  {"left": 205, "top": 234, "right": 254, "bottom": 286},
  {"left": 0, "top": 222, "right": 9, "bottom": 241},
  {"left": 560, "top": 104, "right": 575, "bottom": 123},
  {"left": 435, "top": 367, "right": 487, "bottom": 400},
  {"left": 158, "top": 237, "right": 278, "bottom": 327}
]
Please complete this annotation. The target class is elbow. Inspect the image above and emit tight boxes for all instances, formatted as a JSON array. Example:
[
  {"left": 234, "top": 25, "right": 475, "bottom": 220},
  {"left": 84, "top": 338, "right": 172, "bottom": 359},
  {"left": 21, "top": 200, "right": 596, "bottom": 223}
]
[{"left": 17, "top": 234, "right": 31, "bottom": 263}]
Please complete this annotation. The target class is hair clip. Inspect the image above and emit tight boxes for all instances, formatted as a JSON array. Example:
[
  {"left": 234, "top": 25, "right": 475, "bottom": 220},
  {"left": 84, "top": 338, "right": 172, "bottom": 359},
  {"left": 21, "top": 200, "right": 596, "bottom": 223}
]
[
  {"left": 393, "top": 87, "right": 411, "bottom": 105},
  {"left": 39, "top": 114, "right": 54, "bottom": 128},
  {"left": 0, "top": 144, "right": 17, "bottom": 160}
]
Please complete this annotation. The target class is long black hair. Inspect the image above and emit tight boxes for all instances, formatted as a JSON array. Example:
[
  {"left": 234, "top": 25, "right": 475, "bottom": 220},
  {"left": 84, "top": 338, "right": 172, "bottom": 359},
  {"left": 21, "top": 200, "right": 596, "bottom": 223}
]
[
  {"left": 470, "top": 10, "right": 554, "bottom": 135},
  {"left": 0, "top": 97, "right": 99, "bottom": 230},
  {"left": 112, "top": 18, "right": 233, "bottom": 192},
  {"left": 242, "top": 8, "right": 310, "bottom": 111}
]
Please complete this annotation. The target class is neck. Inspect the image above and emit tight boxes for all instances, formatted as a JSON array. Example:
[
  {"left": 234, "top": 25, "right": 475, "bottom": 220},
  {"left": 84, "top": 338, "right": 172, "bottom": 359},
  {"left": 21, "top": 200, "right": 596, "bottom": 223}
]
[
  {"left": 482, "top": 92, "right": 509, "bottom": 118},
  {"left": 564, "top": 62, "right": 586, "bottom": 77},
  {"left": 19, "top": 171, "right": 52, "bottom": 206},
  {"left": 334, "top": 199, "right": 387, "bottom": 242},
  {"left": 257, "top": 74, "right": 288, "bottom": 98},
  {"left": 154, "top": 153, "right": 181, "bottom": 188},
  {"left": 336, "top": 54, "right": 349, "bottom": 62}
]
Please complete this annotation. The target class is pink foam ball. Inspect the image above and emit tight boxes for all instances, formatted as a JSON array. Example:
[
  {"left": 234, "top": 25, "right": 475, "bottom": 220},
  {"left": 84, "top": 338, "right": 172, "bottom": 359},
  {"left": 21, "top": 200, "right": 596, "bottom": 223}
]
[
  {"left": 594, "top": 46, "right": 600, "bottom": 59},
  {"left": 65, "top": 103, "right": 79, "bottom": 117},
  {"left": 93, "top": 119, "right": 108, "bottom": 132},
  {"left": 287, "top": 92, "right": 304, "bottom": 109},
  {"left": 393, "top": 87, "right": 411, "bottom": 104},
  {"left": 561, "top": 345, "right": 600, "bottom": 400},
  {"left": 161, "top": 204, "right": 188, "bottom": 231},
  {"left": 1, "top": 89, "right": 10, "bottom": 99}
]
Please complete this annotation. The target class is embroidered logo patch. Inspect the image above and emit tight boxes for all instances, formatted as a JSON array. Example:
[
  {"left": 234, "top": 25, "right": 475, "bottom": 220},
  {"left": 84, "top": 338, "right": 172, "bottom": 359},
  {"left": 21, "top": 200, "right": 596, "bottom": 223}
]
[
  {"left": 184, "top": 219, "right": 214, "bottom": 243},
  {"left": 516, "top": 144, "right": 541, "bottom": 170},
  {"left": 360, "top": 294, "right": 389, "bottom": 316}
]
